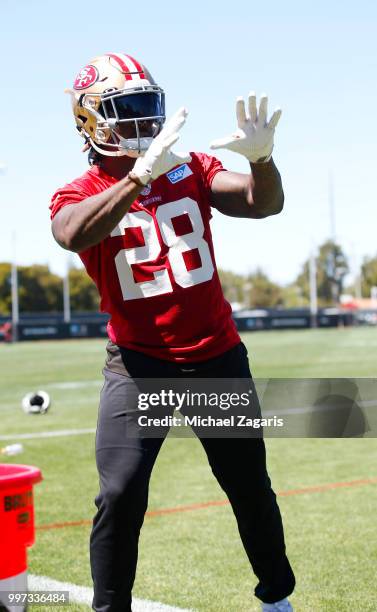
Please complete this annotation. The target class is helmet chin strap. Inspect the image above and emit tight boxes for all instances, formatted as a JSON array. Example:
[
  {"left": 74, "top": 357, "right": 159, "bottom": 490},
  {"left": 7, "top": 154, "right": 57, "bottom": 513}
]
[
  {"left": 89, "top": 138, "right": 143, "bottom": 158},
  {"left": 90, "top": 143, "right": 128, "bottom": 157},
  {"left": 89, "top": 134, "right": 153, "bottom": 158}
]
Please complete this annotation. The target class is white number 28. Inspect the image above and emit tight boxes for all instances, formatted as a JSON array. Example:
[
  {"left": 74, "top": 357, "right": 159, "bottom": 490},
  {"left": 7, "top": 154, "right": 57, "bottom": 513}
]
[{"left": 110, "top": 197, "right": 214, "bottom": 300}]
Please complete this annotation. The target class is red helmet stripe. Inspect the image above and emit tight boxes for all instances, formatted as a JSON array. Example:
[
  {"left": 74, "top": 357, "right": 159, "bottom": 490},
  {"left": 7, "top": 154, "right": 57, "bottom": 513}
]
[
  {"left": 106, "top": 53, "right": 133, "bottom": 80},
  {"left": 106, "top": 53, "right": 145, "bottom": 80},
  {"left": 125, "top": 54, "right": 146, "bottom": 79}
]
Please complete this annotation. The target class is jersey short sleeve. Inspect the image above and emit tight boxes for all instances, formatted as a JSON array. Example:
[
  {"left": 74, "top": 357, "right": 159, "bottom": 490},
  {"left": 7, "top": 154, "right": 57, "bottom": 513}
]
[
  {"left": 50, "top": 187, "right": 85, "bottom": 220},
  {"left": 190, "top": 152, "right": 227, "bottom": 193},
  {"left": 50, "top": 180, "right": 92, "bottom": 220}
]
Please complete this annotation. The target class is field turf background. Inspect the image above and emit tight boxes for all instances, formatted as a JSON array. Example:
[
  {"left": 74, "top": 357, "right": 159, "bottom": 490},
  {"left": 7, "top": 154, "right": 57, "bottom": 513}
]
[{"left": 1, "top": 327, "right": 376, "bottom": 611}]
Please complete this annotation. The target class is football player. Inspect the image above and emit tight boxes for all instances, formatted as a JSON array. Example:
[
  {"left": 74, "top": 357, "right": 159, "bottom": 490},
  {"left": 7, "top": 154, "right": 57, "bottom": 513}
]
[{"left": 50, "top": 53, "right": 295, "bottom": 612}]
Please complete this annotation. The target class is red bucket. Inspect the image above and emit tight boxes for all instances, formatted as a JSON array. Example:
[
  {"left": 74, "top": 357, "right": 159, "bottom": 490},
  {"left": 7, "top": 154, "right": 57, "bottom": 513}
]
[{"left": 0, "top": 464, "right": 42, "bottom": 581}]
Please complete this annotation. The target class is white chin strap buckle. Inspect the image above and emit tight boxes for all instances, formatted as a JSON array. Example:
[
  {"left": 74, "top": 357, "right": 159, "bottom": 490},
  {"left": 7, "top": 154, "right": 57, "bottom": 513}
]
[
  {"left": 89, "top": 136, "right": 154, "bottom": 158},
  {"left": 117, "top": 136, "right": 154, "bottom": 153}
]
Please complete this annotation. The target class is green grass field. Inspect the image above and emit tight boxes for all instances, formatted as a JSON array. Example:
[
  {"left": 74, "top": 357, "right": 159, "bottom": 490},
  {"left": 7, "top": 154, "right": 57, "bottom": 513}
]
[{"left": 1, "top": 327, "right": 376, "bottom": 612}]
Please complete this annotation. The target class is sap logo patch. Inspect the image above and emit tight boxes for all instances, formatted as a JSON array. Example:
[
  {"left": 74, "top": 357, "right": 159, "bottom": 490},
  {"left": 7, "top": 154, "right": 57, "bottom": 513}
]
[{"left": 166, "top": 164, "right": 193, "bottom": 184}]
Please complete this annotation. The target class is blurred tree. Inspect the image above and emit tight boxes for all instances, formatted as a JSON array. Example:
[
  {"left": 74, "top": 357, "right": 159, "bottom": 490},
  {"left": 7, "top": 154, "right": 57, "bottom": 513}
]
[
  {"left": 0, "top": 263, "right": 12, "bottom": 314},
  {"left": 69, "top": 267, "right": 99, "bottom": 311},
  {"left": 218, "top": 269, "right": 245, "bottom": 304},
  {"left": 18, "top": 265, "right": 63, "bottom": 312},
  {"left": 244, "top": 268, "right": 283, "bottom": 308},
  {"left": 281, "top": 284, "right": 308, "bottom": 308},
  {"left": 296, "top": 241, "right": 349, "bottom": 306},
  {"left": 0, "top": 263, "right": 62, "bottom": 314},
  {"left": 0, "top": 263, "right": 99, "bottom": 315},
  {"left": 360, "top": 255, "right": 377, "bottom": 298}
]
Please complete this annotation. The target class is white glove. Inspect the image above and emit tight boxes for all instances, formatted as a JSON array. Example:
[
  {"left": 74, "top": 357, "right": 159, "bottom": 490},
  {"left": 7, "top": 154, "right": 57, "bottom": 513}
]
[
  {"left": 210, "top": 93, "right": 282, "bottom": 163},
  {"left": 131, "top": 107, "right": 192, "bottom": 185}
]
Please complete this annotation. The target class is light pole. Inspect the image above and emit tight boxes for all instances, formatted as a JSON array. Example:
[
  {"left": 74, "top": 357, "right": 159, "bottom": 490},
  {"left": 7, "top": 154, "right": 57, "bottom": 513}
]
[
  {"left": 11, "top": 232, "right": 19, "bottom": 342},
  {"left": 328, "top": 170, "right": 336, "bottom": 242},
  {"left": 309, "top": 248, "right": 318, "bottom": 328},
  {"left": 242, "top": 282, "right": 252, "bottom": 308},
  {"left": 63, "top": 255, "right": 72, "bottom": 324},
  {"left": 1, "top": 165, "right": 19, "bottom": 341}
]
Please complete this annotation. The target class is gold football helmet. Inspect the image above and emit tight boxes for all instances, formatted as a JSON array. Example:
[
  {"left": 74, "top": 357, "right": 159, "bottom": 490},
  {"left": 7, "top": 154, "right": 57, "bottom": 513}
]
[{"left": 67, "top": 53, "right": 165, "bottom": 157}]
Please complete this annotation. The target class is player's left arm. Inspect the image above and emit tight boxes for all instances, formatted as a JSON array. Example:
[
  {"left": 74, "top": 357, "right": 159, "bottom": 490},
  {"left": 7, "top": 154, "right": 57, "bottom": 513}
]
[
  {"left": 210, "top": 160, "right": 283, "bottom": 219},
  {"left": 209, "top": 93, "right": 283, "bottom": 219}
]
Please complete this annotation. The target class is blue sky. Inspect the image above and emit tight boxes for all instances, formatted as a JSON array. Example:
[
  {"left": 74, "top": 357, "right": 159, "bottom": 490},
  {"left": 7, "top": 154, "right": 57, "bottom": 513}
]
[{"left": 0, "top": 0, "right": 376, "bottom": 285}]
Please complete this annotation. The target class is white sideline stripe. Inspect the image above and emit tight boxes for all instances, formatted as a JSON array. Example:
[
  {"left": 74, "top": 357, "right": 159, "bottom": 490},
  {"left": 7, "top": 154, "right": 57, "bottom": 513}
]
[
  {"left": 47, "top": 380, "right": 102, "bottom": 389},
  {"left": 0, "top": 428, "right": 96, "bottom": 441},
  {"left": 29, "top": 574, "right": 193, "bottom": 611}
]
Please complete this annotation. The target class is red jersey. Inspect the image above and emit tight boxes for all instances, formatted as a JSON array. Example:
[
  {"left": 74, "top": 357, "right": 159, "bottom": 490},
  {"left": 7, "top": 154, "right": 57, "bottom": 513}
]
[{"left": 50, "top": 152, "right": 240, "bottom": 362}]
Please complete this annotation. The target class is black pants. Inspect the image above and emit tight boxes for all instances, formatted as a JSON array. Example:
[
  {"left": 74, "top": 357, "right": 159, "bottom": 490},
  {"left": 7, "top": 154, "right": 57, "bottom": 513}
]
[{"left": 90, "top": 343, "right": 295, "bottom": 611}]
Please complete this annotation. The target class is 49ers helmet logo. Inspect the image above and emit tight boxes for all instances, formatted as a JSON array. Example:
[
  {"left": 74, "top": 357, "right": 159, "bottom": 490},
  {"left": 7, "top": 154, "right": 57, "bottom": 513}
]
[{"left": 73, "top": 65, "right": 99, "bottom": 90}]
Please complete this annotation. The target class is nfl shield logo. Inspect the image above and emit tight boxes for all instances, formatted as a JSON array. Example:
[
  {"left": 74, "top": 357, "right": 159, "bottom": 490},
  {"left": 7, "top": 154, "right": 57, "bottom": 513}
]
[{"left": 141, "top": 184, "right": 152, "bottom": 196}]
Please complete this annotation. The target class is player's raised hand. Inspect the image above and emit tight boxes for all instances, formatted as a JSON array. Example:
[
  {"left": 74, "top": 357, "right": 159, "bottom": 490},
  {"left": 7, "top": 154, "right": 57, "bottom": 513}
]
[
  {"left": 210, "top": 93, "right": 282, "bottom": 163},
  {"left": 132, "top": 107, "right": 192, "bottom": 184}
]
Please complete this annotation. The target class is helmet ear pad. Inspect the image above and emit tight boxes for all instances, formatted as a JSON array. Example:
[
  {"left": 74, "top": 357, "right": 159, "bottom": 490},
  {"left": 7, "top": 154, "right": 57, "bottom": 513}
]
[
  {"left": 72, "top": 96, "right": 110, "bottom": 144},
  {"left": 74, "top": 105, "right": 97, "bottom": 140}
]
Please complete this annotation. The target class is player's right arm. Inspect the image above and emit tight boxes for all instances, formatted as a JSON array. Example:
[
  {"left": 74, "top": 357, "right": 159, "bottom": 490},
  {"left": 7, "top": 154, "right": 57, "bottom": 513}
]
[
  {"left": 52, "top": 108, "right": 191, "bottom": 253},
  {"left": 52, "top": 177, "right": 144, "bottom": 252}
]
